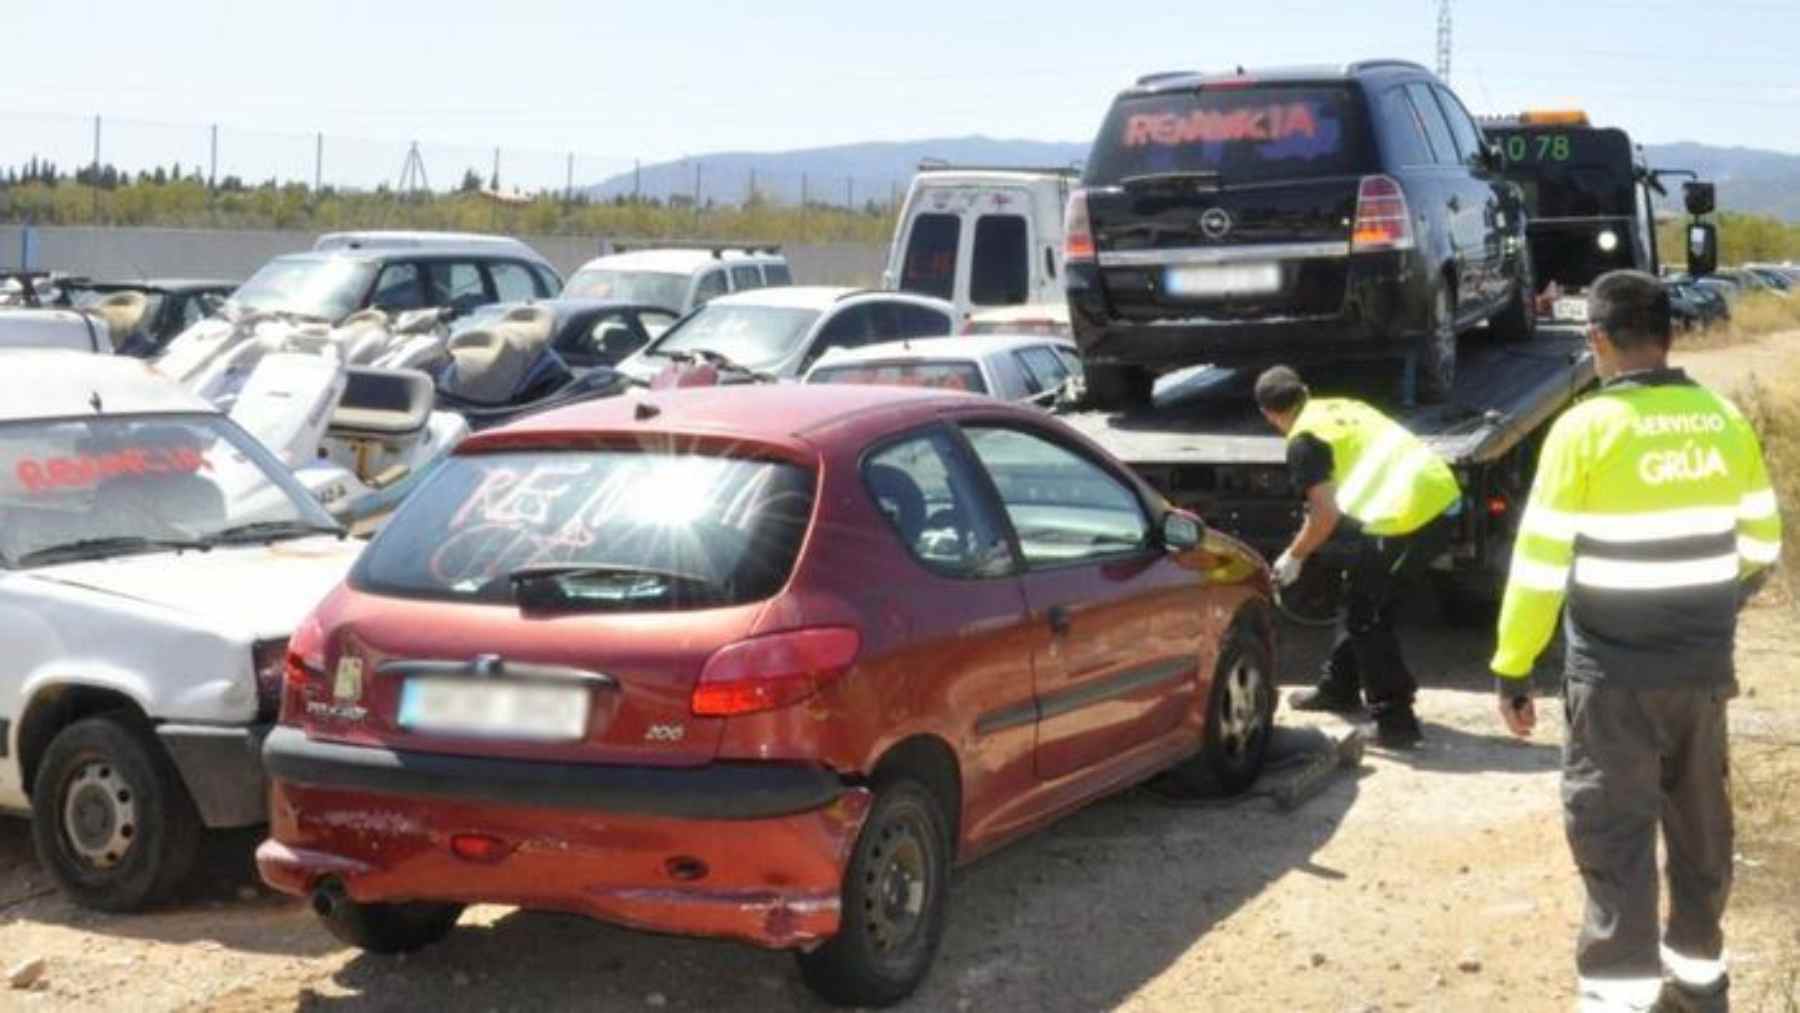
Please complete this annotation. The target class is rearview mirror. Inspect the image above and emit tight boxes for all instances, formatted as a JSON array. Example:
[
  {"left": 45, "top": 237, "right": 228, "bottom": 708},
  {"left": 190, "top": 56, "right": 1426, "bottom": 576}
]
[
  {"left": 1683, "top": 181, "right": 1717, "bottom": 217},
  {"left": 1162, "top": 510, "right": 1204, "bottom": 552},
  {"left": 1687, "top": 223, "right": 1719, "bottom": 277}
]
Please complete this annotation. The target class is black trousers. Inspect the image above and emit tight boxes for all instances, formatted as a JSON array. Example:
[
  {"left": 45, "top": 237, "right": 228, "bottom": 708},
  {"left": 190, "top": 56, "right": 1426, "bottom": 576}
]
[
  {"left": 1564, "top": 681, "right": 1733, "bottom": 1008},
  {"left": 1316, "top": 509, "right": 1455, "bottom": 718}
]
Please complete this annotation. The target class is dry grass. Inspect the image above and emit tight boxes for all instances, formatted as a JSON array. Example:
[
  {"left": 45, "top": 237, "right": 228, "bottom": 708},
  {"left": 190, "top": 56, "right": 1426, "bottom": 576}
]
[{"left": 1678, "top": 292, "right": 1800, "bottom": 349}]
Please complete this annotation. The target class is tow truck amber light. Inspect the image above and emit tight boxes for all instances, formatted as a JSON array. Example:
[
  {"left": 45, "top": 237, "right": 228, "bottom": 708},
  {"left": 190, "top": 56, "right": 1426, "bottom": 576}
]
[
  {"left": 1064, "top": 189, "right": 1095, "bottom": 263},
  {"left": 280, "top": 614, "right": 325, "bottom": 724},
  {"left": 1519, "top": 109, "right": 1590, "bottom": 126},
  {"left": 1351, "top": 175, "right": 1415, "bottom": 252},
  {"left": 691, "top": 627, "right": 861, "bottom": 717}
]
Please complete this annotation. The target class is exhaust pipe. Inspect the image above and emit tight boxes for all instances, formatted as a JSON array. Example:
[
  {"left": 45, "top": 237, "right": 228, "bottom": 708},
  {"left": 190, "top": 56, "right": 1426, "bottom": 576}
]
[{"left": 311, "top": 878, "right": 346, "bottom": 918}]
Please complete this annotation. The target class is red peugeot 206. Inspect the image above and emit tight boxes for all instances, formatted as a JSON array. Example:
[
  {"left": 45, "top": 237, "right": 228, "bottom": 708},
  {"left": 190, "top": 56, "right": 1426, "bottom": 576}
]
[{"left": 256, "top": 384, "right": 1276, "bottom": 1006}]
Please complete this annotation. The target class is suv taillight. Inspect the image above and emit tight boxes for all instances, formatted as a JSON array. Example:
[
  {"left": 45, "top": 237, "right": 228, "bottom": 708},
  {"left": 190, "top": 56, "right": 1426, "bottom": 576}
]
[
  {"left": 1351, "top": 175, "right": 1415, "bottom": 252},
  {"left": 279, "top": 614, "right": 325, "bottom": 725},
  {"left": 690, "top": 627, "right": 861, "bottom": 717},
  {"left": 1064, "top": 189, "right": 1095, "bottom": 263}
]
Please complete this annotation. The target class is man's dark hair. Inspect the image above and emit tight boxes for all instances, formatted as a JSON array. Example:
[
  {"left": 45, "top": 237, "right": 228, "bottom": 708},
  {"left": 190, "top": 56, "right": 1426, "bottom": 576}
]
[
  {"left": 1588, "top": 270, "right": 1672, "bottom": 351},
  {"left": 1254, "top": 365, "right": 1309, "bottom": 415}
]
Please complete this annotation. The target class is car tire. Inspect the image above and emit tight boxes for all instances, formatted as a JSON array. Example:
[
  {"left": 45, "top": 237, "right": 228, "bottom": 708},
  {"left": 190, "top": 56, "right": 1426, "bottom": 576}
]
[
  {"left": 30, "top": 714, "right": 203, "bottom": 913},
  {"left": 1489, "top": 249, "right": 1538, "bottom": 344},
  {"left": 1085, "top": 362, "right": 1154, "bottom": 412},
  {"left": 1417, "top": 287, "right": 1458, "bottom": 404},
  {"left": 316, "top": 894, "right": 465, "bottom": 955},
  {"left": 795, "top": 778, "right": 951, "bottom": 1008},
  {"left": 1166, "top": 621, "right": 1277, "bottom": 797}
]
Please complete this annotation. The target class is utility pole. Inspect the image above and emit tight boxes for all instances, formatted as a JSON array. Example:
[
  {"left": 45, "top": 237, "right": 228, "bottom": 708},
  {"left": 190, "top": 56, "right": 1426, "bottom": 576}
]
[
  {"left": 91, "top": 115, "right": 101, "bottom": 221},
  {"left": 491, "top": 147, "right": 501, "bottom": 191},
  {"left": 748, "top": 168, "right": 756, "bottom": 205},
  {"left": 565, "top": 152, "right": 575, "bottom": 204},
  {"left": 1436, "top": 0, "right": 1453, "bottom": 81},
  {"left": 846, "top": 176, "right": 854, "bottom": 210},
  {"left": 633, "top": 159, "right": 641, "bottom": 202},
  {"left": 315, "top": 133, "right": 324, "bottom": 193},
  {"left": 209, "top": 124, "right": 218, "bottom": 190}
]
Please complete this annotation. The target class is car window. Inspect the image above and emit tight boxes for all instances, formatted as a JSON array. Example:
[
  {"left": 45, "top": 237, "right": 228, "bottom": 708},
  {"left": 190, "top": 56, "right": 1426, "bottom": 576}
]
[
  {"left": 1404, "top": 83, "right": 1459, "bottom": 166},
  {"left": 529, "top": 264, "right": 561, "bottom": 296},
  {"left": 899, "top": 213, "right": 959, "bottom": 300},
  {"left": 864, "top": 430, "right": 1014, "bottom": 579},
  {"left": 430, "top": 261, "right": 488, "bottom": 309},
  {"left": 693, "top": 270, "right": 728, "bottom": 307},
  {"left": 570, "top": 309, "right": 648, "bottom": 364},
  {"left": 961, "top": 426, "right": 1149, "bottom": 565},
  {"left": 970, "top": 215, "right": 1030, "bottom": 307},
  {"left": 652, "top": 304, "right": 822, "bottom": 370},
  {"left": 637, "top": 309, "right": 678, "bottom": 340},
  {"left": 1015, "top": 346, "right": 1071, "bottom": 395},
  {"left": 763, "top": 263, "right": 793, "bottom": 286},
  {"left": 1377, "top": 87, "right": 1436, "bottom": 167},
  {"left": 1431, "top": 86, "right": 1487, "bottom": 168},
  {"left": 373, "top": 262, "right": 426, "bottom": 310},
  {"left": 488, "top": 261, "right": 539, "bottom": 303},
  {"left": 811, "top": 305, "right": 872, "bottom": 360},
  {"left": 1083, "top": 84, "right": 1369, "bottom": 184},
  {"left": 729, "top": 265, "right": 762, "bottom": 292},
  {"left": 893, "top": 302, "right": 953, "bottom": 339},
  {"left": 177, "top": 294, "right": 207, "bottom": 329}
]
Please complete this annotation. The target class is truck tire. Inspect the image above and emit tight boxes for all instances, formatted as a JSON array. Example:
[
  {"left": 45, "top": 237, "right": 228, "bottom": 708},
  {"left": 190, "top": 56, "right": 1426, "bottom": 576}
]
[
  {"left": 1085, "top": 362, "right": 1155, "bottom": 412},
  {"left": 1417, "top": 288, "right": 1458, "bottom": 404},
  {"left": 796, "top": 778, "right": 951, "bottom": 1007},
  {"left": 1164, "top": 622, "right": 1276, "bottom": 798},
  {"left": 31, "top": 714, "right": 202, "bottom": 913},
  {"left": 1489, "top": 249, "right": 1538, "bottom": 343}
]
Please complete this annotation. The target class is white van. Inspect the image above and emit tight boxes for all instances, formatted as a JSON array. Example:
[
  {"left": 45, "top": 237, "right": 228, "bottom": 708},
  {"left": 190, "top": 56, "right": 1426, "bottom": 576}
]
[
  {"left": 882, "top": 165, "right": 1078, "bottom": 325},
  {"left": 561, "top": 245, "right": 792, "bottom": 316}
]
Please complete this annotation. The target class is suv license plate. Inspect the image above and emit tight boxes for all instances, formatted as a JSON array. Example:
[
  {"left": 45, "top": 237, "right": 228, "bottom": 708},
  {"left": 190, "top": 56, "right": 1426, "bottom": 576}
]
[
  {"left": 398, "top": 679, "right": 589, "bottom": 741},
  {"left": 1553, "top": 297, "right": 1590, "bottom": 322},
  {"left": 1165, "top": 263, "right": 1282, "bottom": 298}
]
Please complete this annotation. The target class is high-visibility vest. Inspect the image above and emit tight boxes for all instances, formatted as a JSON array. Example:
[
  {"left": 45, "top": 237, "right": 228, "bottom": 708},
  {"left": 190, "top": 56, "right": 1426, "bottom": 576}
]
[
  {"left": 1289, "top": 397, "right": 1461, "bottom": 537},
  {"left": 1492, "top": 369, "right": 1782, "bottom": 687}
]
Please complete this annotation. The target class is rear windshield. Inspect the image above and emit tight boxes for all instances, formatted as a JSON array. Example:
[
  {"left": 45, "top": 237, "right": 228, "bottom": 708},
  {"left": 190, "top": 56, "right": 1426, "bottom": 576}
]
[
  {"left": 562, "top": 269, "right": 690, "bottom": 310},
  {"left": 353, "top": 449, "right": 815, "bottom": 610},
  {"left": 808, "top": 360, "right": 987, "bottom": 394},
  {"left": 899, "top": 213, "right": 960, "bottom": 300},
  {"left": 1084, "top": 84, "right": 1367, "bottom": 185}
]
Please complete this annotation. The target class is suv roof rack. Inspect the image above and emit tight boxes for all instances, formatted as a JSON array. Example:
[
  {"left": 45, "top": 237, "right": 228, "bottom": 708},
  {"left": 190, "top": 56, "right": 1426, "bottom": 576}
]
[
  {"left": 1133, "top": 69, "right": 1201, "bottom": 86},
  {"left": 1345, "top": 59, "right": 1429, "bottom": 75},
  {"left": 608, "top": 241, "right": 783, "bottom": 258},
  {"left": 915, "top": 160, "right": 1081, "bottom": 176}
]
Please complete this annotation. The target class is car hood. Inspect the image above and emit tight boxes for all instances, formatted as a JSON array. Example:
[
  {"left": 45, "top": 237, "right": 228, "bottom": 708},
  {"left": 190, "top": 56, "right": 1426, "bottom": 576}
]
[{"left": 27, "top": 536, "right": 361, "bottom": 640}]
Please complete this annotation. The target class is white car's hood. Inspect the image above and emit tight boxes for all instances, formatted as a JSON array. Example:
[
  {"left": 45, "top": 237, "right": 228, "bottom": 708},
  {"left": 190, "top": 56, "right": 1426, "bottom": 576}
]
[{"left": 28, "top": 536, "right": 361, "bottom": 640}]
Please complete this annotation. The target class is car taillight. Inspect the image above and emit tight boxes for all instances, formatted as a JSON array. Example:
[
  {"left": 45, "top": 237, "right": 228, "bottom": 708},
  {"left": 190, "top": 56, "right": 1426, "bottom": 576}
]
[
  {"left": 279, "top": 614, "right": 326, "bottom": 725},
  {"left": 691, "top": 627, "right": 861, "bottom": 717},
  {"left": 1064, "top": 189, "right": 1095, "bottom": 263},
  {"left": 1351, "top": 175, "right": 1414, "bottom": 252},
  {"left": 252, "top": 639, "right": 288, "bottom": 722}
]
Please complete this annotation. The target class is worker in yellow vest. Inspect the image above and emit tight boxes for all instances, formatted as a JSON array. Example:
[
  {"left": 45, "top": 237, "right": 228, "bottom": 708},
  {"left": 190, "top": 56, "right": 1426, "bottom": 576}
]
[
  {"left": 1254, "top": 365, "right": 1462, "bottom": 748},
  {"left": 1493, "top": 270, "right": 1780, "bottom": 1013}
]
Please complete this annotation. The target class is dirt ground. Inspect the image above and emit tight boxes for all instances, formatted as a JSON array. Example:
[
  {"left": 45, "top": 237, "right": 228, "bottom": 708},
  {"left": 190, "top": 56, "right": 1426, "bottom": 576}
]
[{"left": 2, "top": 340, "right": 1796, "bottom": 1013}]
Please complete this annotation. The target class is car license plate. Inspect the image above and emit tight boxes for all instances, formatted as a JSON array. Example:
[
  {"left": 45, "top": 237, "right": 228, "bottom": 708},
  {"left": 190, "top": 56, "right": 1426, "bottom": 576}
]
[
  {"left": 398, "top": 679, "right": 589, "bottom": 741},
  {"left": 1553, "top": 297, "right": 1590, "bottom": 322},
  {"left": 1165, "top": 263, "right": 1282, "bottom": 298}
]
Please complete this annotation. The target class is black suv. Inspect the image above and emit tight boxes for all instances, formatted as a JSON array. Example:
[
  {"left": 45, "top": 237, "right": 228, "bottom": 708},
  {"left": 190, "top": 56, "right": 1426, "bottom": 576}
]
[{"left": 1065, "top": 60, "right": 1535, "bottom": 408}]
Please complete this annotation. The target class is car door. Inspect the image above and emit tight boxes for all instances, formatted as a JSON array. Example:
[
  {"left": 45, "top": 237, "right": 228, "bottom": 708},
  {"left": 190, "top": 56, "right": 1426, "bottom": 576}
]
[
  {"left": 956, "top": 422, "right": 1200, "bottom": 782},
  {"left": 1402, "top": 83, "right": 1475, "bottom": 313},
  {"left": 1432, "top": 86, "right": 1508, "bottom": 309}
]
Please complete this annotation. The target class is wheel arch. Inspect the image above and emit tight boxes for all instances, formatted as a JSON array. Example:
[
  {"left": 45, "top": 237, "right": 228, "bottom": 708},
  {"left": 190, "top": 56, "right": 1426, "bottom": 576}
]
[
  {"left": 864, "top": 734, "right": 963, "bottom": 856},
  {"left": 17, "top": 683, "right": 152, "bottom": 800}
]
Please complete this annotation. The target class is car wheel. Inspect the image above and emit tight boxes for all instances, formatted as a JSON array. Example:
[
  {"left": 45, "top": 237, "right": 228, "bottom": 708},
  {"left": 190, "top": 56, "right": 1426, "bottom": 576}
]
[
  {"left": 30, "top": 714, "right": 202, "bottom": 913},
  {"left": 1167, "top": 622, "right": 1277, "bottom": 797},
  {"left": 314, "top": 890, "right": 465, "bottom": 955},
  {"left": 796, "top": 778, "right": 951, "bottom": 1007},
  {"left": 1417, "top": 287, "right": 1458, "bottom": 404},
  {"left": 1085, "top": 362, "right": 1154, "bottom": 412},
  {"left": 1489, "top": 249, "right": 1537, "bottom": 343}
]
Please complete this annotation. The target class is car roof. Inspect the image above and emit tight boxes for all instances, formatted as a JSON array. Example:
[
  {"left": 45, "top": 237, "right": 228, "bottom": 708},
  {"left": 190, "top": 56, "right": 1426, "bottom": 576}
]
[
  {"left": 705, "top": 285, "right": 863, "bottom": 310},
  {"left": 314, "top": 230, "right": 538, "bottom": 252},
  {"left": 0, "top": 351, "right": 214, "bottom": 421},
  {"left": 812, "top": 334, "right": 1071, "bottom": 368},
  {"left": 272, "top": 246, "right": 553, "bottom": 267},
  {"left": 574, "top": 249, "right": 785, "bottom": 274},
  {"left": 1127, "top": 59, "right": 1427, "bottom": 95}
]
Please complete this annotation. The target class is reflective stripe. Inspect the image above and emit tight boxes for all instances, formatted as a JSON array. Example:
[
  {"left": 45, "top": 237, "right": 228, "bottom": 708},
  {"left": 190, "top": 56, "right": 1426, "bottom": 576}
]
[
  {"left": 1335, "top": 426, "right": 1413, "bottom": 516},
  {"left": 1661, "top": 944, "right": 1727, "bottom": 988},
  {"left": 1573, "top": 553, "right": 1740, "bottom": 591},
  {"left": 1739, "top": 534, "right": 1781, "bottom": 564},
  {"left": 1520, "top": 504, "right": 1578, "bottom": 542},
  {"left": 1579, "top": 506, "right": 1737, "bottom": 543},
  {"left": 1509, "top": 558, "right": 1570, "bottom": 591},
  {"left": 1740, "top": 488, "right": 1778, "bottom": 521},
  {"left": 1576, "top": 976, "right": 1663, "bottom": 1012}
]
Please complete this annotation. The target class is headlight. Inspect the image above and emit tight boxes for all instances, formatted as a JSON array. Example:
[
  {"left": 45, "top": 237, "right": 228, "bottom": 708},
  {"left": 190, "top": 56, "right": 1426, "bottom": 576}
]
[{"left": 1597, "top": 230, "right": 1620, "bottom": 253}]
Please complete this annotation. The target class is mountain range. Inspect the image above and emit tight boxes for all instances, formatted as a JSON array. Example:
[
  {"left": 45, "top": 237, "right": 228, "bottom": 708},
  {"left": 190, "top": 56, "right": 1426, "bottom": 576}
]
[{"left": 585, "top": 135, "right": 1800, "bottom": 222}]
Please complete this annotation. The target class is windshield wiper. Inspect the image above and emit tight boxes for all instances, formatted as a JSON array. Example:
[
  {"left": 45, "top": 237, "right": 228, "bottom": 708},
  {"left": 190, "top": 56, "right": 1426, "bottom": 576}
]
[
  {"left": 17, "top": 535, "right": 213, "bottom": 567},
  {"left": 1120, "top": 170, "right": 1223, "bottom": 191},
  {"left": 205, "top": 520, "right": 345, "bottom": 545},
  {"left": 665, "top": 348, "right": 777, "bottom": 382},
  {"left": 507, "top": 562, "right": 721, "bottom": 590}
]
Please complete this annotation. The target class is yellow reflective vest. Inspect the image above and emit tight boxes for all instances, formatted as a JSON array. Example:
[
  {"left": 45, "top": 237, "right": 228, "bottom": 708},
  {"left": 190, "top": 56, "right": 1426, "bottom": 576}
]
[
  {"left": 1492, "top": 369, "right": 1781, "bottom": 688},
  {"left": 1289, "top": 397, "right": 1461, "bottom": 537}
]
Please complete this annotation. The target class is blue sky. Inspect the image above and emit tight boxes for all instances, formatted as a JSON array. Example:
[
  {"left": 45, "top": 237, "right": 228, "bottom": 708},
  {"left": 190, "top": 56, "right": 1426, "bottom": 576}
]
[{"left": 4, "top": 0, "right": 1797, "bottom": 192}]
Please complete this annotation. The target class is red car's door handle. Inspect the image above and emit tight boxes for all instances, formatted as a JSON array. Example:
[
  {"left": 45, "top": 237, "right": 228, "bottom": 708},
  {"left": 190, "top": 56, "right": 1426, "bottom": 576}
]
[{"left": 1047, "top": 605, "right": 1072, "bottom": 635}]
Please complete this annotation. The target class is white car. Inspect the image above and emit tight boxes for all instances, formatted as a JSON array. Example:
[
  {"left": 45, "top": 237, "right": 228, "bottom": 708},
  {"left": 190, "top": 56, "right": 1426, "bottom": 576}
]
[
  {"left": 0, "top": 307, "right": 114, "bottom": 353},
  {"left": 561, "top": 245, "right": 791, "bottom": 315},
  {"left": 0, "top": 352, "right": 361, "bottom": 912},
  {"left": 616, "top": 286, "right": 956, "bottom": 384},
  {"left": 804, "top": 333, "right": 1082, "bottom": 406},
  {"left": 962, "top": 302, "right": 1072, "bottom": 340}
]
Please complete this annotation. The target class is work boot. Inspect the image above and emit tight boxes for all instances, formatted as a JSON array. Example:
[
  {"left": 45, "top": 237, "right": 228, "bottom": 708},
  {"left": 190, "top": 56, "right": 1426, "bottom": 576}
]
[
  {"left": 1653, "top": 975, "right": 1729, "bottom": 1013},
  {"left": 1289, "top": 684, "right": 1363, "bottom": 714},
  {"left": 1373, "top": 709, "right": 1425, "bottom": 749}
]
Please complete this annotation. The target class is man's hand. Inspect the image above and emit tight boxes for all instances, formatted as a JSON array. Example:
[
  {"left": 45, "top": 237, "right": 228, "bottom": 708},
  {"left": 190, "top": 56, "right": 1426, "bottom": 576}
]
[
  {"left": 1498, "top": 695, "right": 1536, "bottom": 739},
  {"left": 1272, "top": 550, "right": 1303, "bottom": 587}
]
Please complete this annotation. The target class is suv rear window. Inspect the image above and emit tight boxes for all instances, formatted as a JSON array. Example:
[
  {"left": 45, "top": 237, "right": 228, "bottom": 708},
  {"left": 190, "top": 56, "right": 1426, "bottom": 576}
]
[
  {"left": 353, "top": 449, "right": 815, "bottom": 611},
  {"left": 1085, "top": 84, "right": 1367, "bottom": 184},
  {"left": 900, "top": 214, "right": 959, "bottom": 300}
]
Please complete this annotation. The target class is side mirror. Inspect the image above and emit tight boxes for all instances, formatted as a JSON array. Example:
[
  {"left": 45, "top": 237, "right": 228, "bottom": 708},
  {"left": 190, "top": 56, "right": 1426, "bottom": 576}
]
[
  {"left": 1482, "top": 141, "right": 1505, "bottom": 171},
  {"left": 1687, "top": 223, "right": 1719, "bottom": 278},
  {"left": 1161, "top": 510, "right": 1204, "bottom": 552},
  {"left": 1683, "top": 181, "right": 1717, "bottom": 217}
]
